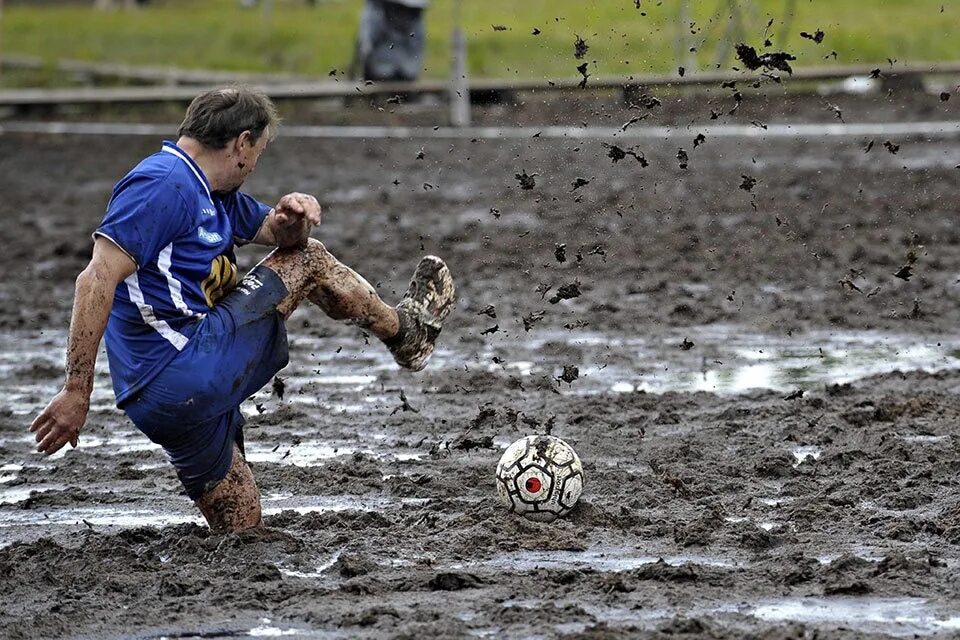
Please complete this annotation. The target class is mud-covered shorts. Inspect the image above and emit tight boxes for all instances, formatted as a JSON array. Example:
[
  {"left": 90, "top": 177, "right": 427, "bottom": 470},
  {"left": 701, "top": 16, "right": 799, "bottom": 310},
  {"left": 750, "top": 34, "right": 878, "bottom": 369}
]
[{"left": 123, "top": 266, "right": 289, "bottom": 500}]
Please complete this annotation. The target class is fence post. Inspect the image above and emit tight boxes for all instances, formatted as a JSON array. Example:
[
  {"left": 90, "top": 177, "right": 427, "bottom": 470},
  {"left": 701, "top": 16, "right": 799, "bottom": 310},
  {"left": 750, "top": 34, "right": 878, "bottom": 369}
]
[
  {"left": 0, "top": 0, "right": 5, "bottom": 81},
  {"left": 449, "top": 0, "right": 470, "bottom": 127},
  {"left": 678, "top": 0, "right": 695, "bottom": 73},
  {"left": 262, "top": 0, "right": 273, "bottom": 34}
]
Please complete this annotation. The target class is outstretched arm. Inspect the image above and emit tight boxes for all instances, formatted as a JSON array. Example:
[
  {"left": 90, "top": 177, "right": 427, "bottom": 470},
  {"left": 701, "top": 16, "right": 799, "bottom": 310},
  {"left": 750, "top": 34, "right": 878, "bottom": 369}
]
[
  {"left": 253, "top": 192, "right": 322, "bottom": 248},
  {"left": 30, "top": 237, "right": 136, "bottom": 455}
]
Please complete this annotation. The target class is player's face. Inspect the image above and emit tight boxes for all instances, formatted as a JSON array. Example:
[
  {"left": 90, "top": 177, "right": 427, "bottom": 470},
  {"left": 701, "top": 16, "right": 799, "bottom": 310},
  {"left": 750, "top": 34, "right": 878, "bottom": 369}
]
[{"left": 226, "top": 128, "right": 270, "bottom": 192}]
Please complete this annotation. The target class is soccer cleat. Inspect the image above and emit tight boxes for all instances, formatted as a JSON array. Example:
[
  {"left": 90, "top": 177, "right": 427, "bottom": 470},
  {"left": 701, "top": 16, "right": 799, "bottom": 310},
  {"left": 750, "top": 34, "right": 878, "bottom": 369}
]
[{"left": 386, "top": 256, "right": 456, "bottom": 371}]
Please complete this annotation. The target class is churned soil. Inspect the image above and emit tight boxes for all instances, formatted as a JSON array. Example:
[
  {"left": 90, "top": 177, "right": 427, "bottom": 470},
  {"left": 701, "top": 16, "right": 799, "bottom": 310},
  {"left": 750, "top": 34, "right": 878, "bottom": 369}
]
[{"left": 2, "top": 87, "right": 960, "bottom": 638}]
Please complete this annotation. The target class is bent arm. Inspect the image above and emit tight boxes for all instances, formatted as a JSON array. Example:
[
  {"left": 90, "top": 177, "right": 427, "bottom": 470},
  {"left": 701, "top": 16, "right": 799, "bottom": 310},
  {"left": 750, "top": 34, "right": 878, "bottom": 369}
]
[
  {"left": 65, "top": 237, "right": 136, "bottom": 392},
  {"left": 30, "top": 237, "right": 136, "bottom": 455}
]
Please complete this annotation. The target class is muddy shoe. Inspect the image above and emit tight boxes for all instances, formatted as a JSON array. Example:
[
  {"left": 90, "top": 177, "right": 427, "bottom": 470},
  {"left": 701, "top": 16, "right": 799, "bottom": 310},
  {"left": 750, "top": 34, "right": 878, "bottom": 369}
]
[{"left": 385, "top": 256, "right": 456, "bottom": 371}]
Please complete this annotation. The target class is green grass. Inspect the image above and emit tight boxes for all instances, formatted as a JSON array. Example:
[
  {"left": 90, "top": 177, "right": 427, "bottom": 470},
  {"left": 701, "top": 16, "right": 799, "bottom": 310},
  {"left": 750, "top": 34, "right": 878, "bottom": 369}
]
[{"left": 0, "top": 0, "right": 956, "bottom": 82}]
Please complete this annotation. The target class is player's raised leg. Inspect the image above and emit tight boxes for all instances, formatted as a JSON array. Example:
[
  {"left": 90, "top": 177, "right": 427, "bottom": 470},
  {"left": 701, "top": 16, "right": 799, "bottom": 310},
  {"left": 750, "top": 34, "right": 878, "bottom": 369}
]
[
  {"left": 263, "top": 238, "right": 399, "bottom": 336},
  {"left": 260, "top": 238, "right": 455, "bottom": 371}
]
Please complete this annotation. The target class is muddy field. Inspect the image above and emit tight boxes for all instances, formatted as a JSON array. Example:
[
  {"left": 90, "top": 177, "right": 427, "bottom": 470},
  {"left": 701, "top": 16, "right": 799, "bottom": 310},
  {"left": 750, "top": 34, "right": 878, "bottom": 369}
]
[{"left": 3, "top": 88, "right": 960, "bottom": 638}]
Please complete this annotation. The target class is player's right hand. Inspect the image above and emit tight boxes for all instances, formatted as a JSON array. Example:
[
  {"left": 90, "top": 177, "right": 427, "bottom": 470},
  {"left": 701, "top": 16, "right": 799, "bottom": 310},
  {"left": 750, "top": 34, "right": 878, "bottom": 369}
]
[
  {"left": 274, "top": 192, "right": 321, "bottom": 227},
  {"left": 30, "top": 388, "right": 90, "bottom": 455}
]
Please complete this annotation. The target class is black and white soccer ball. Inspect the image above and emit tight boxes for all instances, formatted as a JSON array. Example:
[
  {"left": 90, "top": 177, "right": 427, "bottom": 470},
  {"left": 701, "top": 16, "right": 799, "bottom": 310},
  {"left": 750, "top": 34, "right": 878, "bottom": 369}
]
[{"left": 495, "top": 435, "right": 584, "bottom": 522}]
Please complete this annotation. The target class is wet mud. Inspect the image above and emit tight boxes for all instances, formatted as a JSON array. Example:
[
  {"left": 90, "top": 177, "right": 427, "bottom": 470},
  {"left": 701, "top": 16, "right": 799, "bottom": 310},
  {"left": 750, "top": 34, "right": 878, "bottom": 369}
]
[{"left": 3, "top": 91, "right": 960, "bottom": 638}]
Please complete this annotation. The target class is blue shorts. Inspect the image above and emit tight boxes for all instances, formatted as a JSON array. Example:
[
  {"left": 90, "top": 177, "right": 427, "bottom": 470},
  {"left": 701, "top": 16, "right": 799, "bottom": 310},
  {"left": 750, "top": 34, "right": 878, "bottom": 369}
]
[{"left": 123, "top": 266, "right": 289, "bottom": 500}]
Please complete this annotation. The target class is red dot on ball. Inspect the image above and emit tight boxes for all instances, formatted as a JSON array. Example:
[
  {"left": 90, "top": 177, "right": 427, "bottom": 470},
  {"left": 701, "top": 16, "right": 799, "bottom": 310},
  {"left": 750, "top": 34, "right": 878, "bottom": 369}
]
[{"left": 525, "top": 477, "right": 542, "bottom": 493}]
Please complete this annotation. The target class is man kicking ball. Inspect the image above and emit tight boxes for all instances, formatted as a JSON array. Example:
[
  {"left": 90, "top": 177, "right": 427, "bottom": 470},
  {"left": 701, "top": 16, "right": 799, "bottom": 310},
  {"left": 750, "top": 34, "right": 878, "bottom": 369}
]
[{"left": 29, "top": 87, "right": 455, "bottom": 532}]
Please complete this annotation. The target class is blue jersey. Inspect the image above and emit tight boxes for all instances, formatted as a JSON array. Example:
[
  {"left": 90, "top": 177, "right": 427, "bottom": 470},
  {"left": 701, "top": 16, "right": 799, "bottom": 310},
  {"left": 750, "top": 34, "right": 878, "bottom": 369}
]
[{"left": 95, "top": 141, "right": 271, "bottom": 406}]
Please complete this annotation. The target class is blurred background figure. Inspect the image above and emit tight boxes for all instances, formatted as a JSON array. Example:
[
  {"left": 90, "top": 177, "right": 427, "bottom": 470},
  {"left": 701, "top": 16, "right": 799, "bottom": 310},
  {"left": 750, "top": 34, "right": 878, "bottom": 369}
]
[
  {"left": 240, "top": 1, "right": 317, "bottom": 7},
  {"left": 94, "top": 0, "right": 150, "bottom": 8},
  {"left": 354, "top": 0, "right": 428, "bottom": 82}
]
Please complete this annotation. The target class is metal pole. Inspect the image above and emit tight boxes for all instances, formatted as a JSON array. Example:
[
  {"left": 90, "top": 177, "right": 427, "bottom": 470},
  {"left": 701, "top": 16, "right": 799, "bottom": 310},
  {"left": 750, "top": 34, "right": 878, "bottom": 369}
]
[
  {"left": 262, "top": 0, "right": 273, "bottom": 34},
  {"left": 0, "top": 0, "right": 5, "bottom": 80},
  {"left": 450, "top": 0, "right": 470, "bottom": 127},
  {"left": 679, "top": 0, "right": 695, "bottom": 73}
]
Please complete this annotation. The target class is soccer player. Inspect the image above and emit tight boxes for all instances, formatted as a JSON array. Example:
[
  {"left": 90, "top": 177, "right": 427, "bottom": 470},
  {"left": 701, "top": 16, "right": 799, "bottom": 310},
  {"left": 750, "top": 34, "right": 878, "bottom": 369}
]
[
  {"left": 29, "top": 87, "right": 455, "bottom": 532},
  {"left": 355, "top": 0, "right": 428, "bottom": 82}
]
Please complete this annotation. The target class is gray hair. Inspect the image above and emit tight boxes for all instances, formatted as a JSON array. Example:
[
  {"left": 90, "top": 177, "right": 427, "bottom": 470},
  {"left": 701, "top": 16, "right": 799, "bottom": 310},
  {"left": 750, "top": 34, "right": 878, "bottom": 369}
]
[{"left": 177, "top": 87, "right": 280, "bottom": 149}]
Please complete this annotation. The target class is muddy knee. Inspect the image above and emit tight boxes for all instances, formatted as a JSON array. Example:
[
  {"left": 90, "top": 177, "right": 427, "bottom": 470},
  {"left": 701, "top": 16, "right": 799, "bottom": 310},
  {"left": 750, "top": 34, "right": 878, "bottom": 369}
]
[
  {"left": 196, "top": 445, "right": 262, "bottom": 533},
  {"left": 303, "top": 237, "right": 327, "bottom": 257},
  {"left": 302, "top": 238, "right": 338, "bottom": 277},
  {"left": 264, "top": 238, "right": 333, "bottom": 293}
]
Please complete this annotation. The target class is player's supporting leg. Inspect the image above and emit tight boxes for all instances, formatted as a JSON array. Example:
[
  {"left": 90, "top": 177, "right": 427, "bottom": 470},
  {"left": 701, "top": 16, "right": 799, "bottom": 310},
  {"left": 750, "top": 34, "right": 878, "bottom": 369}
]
[
  {"left": 261, "top": 238, "right": 455, "bottom": 371},
  {"left": 195, "top": 444, "right": 262, "bottom": 532}
]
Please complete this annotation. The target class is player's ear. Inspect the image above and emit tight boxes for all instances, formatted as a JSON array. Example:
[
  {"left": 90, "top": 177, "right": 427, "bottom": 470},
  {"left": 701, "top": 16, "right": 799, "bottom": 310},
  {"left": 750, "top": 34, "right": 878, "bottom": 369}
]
[{"left": 236, "top": 130, "right": 253, "bottom": 151}]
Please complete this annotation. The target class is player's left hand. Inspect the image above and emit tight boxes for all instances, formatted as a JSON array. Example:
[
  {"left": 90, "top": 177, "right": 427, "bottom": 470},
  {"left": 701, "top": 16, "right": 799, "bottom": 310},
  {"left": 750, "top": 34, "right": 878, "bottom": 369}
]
[
  {"left": 30, "top": 387, "right": 89, "bottom": 455},
  {"left": 274, "top": 192, "right": 321, "bottom": 227}
]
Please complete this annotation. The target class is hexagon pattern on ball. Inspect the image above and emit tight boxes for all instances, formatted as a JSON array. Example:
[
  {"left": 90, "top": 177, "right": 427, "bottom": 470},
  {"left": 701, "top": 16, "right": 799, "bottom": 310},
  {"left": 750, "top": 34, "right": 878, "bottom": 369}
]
[{"left": 495, "top": 435, "right": 584, "bottom": 522}]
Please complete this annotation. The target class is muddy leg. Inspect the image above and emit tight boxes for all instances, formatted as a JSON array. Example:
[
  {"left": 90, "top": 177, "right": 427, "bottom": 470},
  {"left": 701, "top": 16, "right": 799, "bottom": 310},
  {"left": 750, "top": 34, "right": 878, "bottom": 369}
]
[
  {"left": 195, "top": 444, "right": 262, "bottom": 532},
  {"left": 260, "top": 238, "right": 399, "bottom": 339}
]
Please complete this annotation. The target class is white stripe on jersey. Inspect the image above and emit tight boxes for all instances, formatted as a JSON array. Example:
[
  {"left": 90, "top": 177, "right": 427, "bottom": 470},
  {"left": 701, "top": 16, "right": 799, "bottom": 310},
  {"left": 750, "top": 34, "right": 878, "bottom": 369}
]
[
  {"left": 157, "top": 242, "right": 199, "bottom": 317},
  {"left": 161, "top": 145, "right": 212, "bottom": 202},
  {"left": 124, "top": 272, "right": 189, "bottom": 351}
]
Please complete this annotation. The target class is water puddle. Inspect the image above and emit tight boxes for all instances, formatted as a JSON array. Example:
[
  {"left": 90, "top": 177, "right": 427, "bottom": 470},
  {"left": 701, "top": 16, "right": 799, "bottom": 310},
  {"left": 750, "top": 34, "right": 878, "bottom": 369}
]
[
  {"left": 493, "top": 594, "right": 960, "bottom": 636},
  {"left": 157, "top": 619, "right": 344, "bottom": 640},
  {"left": 0, "top": 493, "right": 434, "bottom": 548},
  {"left": 724, "top": 516, "right": 780, "bottom": 532},
  {"left": 247, "top": 624, "right": 304, "bottom": 637},
  {"left": 262, "top": 494, "right": 429, "bottom": 517},
  {"left": 574, "top": 327, "right": 960, "bottom": 395},
  {"left": 0, "top": 483, "right": 64, "bottom": 505},
  {"left": 0, "top": 506, "right": 200, "bottom": 530},
  {"left": 245, "top": 441, "right": 360, "bottom": 466},
  {"left": 792, "top": 445, "right": 823, "bottom": 466},
  {"left": 245, "top": 439, "right": 424, "bottom": 466},
  {"left": 469, "top": 547, "right": 738, "bottom": 572},
  {"left": 280, "top": 549, "right": 345, "bottom": 579},
  {"left": 758, "top": 497, "right": 794, "bottom": 507},
  {"left": 900, "top": 434, "right": 950, "bottom": 444},
  {"left": 4, "top": 328, "right": 960, "bottom": 411},
  {"left": 749, "top": 597, "right": 960, "bottom": 636}
]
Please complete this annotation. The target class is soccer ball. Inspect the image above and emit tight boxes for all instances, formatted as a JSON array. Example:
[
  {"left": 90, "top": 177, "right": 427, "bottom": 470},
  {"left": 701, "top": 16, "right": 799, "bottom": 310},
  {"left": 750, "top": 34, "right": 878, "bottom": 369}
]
[{"left": 495, "top": 435, "right": 584, "bottom": 522}]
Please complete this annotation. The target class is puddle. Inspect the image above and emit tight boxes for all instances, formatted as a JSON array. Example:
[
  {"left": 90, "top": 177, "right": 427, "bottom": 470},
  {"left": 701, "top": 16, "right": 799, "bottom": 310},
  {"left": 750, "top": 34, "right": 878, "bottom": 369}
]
[
  {"left": 158, "top": 620, "right": 343, "bottom": 640},
  {"left": 480, "top": 326, "right": 960, "bottom": 396},
  {"left": 585, "top": 328, "right": 960, "bottom": 395},
  {"left": 900, "top": 435, "right": 949, "bottom": 444},
  {"left": 5, "top": 328, "right": 960, "bottom": 411},
  {"left": 758, "top": 497, "right": 794, "bottom": 507},
  {"left": 280, "top": 549, "right": 345, "bottom": 579},
  {"left": 0, "top": 493, "right": 436, "bottom": 547},
  {"left": 262, "top": 494, "right": 429, "bottom": 517},
  {"left": 245, "top": 440, "right": 424, "bottom": 466},
  {"left": 492, "top": 594, "right": 960, "bottom": 636},
  {"left": 0, "top": 484, "right": 64, "bottom": 505},
  {"left": 245, "top": 441, "right": 360, "bottom": 466},
  {"left": 792, "top": 445, "right": 823, "bottom": 466},
  {"left": 307, "top": 374, "right": 377, "bottom": 386},
  {"left": 248, "top": 624, "right": 303, "bottom": 637},
  {"left": 0, "top": 506, "right": 200, "bottom": 529},
  {"left": 749, "top": 597, "right": 960, "bottom": 636},
  {"left": 468, "top": 547, "right": 738, "bottom": 572}
]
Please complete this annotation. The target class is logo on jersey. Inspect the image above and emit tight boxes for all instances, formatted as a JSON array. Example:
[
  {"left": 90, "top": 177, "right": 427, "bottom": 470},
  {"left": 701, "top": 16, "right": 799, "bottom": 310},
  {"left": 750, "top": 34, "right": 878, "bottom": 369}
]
[
  {"left": 201, "top": 207, "right": 217, "bottom": 217},
  {"left": 201, "top": 254, "right": 237, "bottom": 306},
  {"left": 197, "top": 227, "right": 223, "bottom": 244}
]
